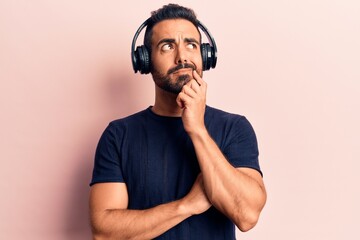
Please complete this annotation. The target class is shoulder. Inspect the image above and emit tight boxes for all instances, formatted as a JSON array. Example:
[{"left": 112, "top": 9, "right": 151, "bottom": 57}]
[
  {"left": 205, "top": 105, "right": 250, "bottom": 127},
  {"left": 205, "top": 106, "right": 257, "bottom": 144},
  {"left": 98, "top": 108, "right": 150, "bottom": 144},
  {"left": 107, "top": 108, "right": 149, "bottom": 129}
]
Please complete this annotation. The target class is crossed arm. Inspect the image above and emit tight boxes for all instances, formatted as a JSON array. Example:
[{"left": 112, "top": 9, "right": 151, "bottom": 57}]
[
  {"left": 90, "top": 175, "right": 211, "bottom": 240},
  {"left": 188, "top": 131, "right": 267, "bottom": 231},
  {"left": 90, "top": 163, "right": 265, "bottom": 240},
  {"left": 89, "top": 71, "right": 266, "bottom": 239},
  {"left": 176, "top": 70, "right": 267, "bottom": 231}
]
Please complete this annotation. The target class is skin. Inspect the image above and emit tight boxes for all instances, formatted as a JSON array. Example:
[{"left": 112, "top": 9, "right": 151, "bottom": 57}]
[{"left": 90, "top": 19, "right": 267, "bottom": 240}]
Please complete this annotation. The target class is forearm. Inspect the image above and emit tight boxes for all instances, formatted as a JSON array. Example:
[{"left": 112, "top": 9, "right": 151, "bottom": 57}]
[
  {"left": 91, "top": 199, "right": 190, "bottom": 240},
  {"left": 189, "top": 129, "right": 266, "bottom": 231}
]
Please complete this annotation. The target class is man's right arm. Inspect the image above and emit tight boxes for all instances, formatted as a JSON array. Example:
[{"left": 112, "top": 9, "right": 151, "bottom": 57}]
[{"left": 89, "top": 175, "right": 210, "bottom": 240}]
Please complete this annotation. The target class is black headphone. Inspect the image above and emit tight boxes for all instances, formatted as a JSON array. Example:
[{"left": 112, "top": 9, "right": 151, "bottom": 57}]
[{"left": 131, "top": 18, "right": 217, "bottom": 74}]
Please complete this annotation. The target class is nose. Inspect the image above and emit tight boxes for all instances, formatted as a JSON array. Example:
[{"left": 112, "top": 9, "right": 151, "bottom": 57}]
[{"left": 175, "top": 45, "right": 188, "bottom": 64}]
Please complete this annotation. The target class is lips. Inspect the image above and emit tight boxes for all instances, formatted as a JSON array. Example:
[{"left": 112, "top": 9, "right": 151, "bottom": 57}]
[
  {"left": 172, "top": 68, "right": 192, "bottom": 74},
  {"left": 167, "top": 63, "right": 196, "bottom": 75}
]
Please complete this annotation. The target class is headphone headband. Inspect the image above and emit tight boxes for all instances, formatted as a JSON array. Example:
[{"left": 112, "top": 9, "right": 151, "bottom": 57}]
[{"left": 131, "top": 18, "right": 217, "bottom": 74}]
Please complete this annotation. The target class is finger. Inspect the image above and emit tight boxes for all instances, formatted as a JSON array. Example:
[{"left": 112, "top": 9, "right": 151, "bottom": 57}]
[
  {"left": 182, "top": 85, "right": 197, "bottom": 98},
  {"left": 193, "top": 70, "right": 205, "bottom": 86},
  {"left": 176, "top": 92, "right": 192, "bottom": 108},
  {"left": 176, "top": 93, "right": 184, "bottom": 108},
  {"left": 186, "top": 79, "right": 201, "bottom": 94}
]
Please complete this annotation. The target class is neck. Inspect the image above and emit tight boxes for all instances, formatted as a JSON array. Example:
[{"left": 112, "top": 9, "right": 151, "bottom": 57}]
[{"left": 152, "top": 86, "right": 183, "bottom": 117}]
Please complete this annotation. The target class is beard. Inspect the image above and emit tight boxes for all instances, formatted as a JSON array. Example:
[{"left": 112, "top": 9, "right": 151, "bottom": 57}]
[{"left": 151, "top": 63, "right": 200, "bottom": 94}]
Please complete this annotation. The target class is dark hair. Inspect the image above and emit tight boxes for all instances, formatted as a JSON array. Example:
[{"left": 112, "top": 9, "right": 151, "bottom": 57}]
[{"left": 144, "top": 4, "right": 200, "bottom": 52}]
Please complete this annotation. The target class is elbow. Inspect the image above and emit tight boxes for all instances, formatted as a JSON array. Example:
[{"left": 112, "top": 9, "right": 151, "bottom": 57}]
[
  {"left": 237, "top": 219, "right": 258, "bottom": 232},
  {"left": 236, "top": 212, "right": 259, "bottom": 232},
  {"left": 90, "top": 213, "right": 113, "bottom": 240},
  {"left": 211, "top": 197, "right": 263, "bottom": 232},
  {"left": 91, "top": 230, "right": 106, "bottom": 240},
  {"left": 92, "top": 233, "right": 105, "bottom": 240},
  {"left": 91, "top": 221, "right": 128, "bottom": 240},
  {"left": 237, "top": 199, "right": 267, "bottom": 232},
  {"left": 90, "top": 217, "right": 102, "bottom": 239},
  {"left": 238, "top": 189, "right": 267, "bottom": 232},
  {"left": 92, "top": 233, "right": 127, "bottom": 240},
  {"left": 91, "top": 225, "right": 108, "bottom": 240},
  {"left": 92, "top": 230, "right": 119, "bottom": 240}
]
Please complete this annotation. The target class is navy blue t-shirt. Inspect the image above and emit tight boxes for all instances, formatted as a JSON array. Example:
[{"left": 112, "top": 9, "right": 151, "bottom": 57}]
[{"left": 90, "top": 106, "right": 261, "bottom": 240}]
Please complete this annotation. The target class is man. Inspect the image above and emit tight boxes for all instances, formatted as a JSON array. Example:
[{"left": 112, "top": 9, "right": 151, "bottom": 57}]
[{"left": 89, "top": 4, "right": 266, "bottom": 240}]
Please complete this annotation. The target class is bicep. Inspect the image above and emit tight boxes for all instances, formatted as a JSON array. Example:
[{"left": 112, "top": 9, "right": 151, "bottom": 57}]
[
  {"left": 236, "top": 167, "right": 265, "bottom": 190},
  {"left": 90, "top": 182, "right": 129, "bottom": 213}
]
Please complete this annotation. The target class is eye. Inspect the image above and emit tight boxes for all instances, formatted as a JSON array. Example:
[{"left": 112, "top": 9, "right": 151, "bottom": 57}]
[
  {"left": 186, "top": 43, "right": 197, "bottom": 49},
  {"left": 161, "top": 43, "right": 173, "bottom": 51}
]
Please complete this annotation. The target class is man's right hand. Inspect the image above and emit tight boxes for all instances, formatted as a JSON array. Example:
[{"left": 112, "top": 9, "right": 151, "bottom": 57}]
[{"left": 182, "top": 174, "right": 212, "bottom": 215}]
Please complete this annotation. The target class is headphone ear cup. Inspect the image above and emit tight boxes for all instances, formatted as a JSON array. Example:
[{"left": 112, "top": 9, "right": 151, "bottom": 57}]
[
  {"left": 201, "top": 43, "right": 212, "bottom": 71},
  {"left": 135, "top": 45, "right": 151, "bottom": 74}
]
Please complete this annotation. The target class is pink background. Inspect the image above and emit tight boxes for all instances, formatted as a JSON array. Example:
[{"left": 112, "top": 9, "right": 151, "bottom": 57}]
[{"left": 1, "top": 1, "right": 359, "bottom": 239}]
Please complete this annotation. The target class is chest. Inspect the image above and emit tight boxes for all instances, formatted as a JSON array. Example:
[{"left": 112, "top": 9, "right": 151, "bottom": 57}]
[{"left": 120, "top": 123, "right": 200, "bottom": 209}]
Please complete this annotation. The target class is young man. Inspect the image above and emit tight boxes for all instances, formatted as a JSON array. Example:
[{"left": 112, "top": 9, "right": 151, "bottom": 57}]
[{"left": 89, "top": 4, "right": 266, "bottom": 240}]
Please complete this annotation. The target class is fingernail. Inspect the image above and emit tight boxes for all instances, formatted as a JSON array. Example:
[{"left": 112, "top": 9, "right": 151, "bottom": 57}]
[{"left": 195, "top": 79, "right": 201, "bottom": 86}]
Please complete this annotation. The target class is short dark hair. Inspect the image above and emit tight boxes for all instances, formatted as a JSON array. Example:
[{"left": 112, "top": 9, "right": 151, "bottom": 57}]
[{"left": 144, "top": 4, "right": 200, "bottom": 52}]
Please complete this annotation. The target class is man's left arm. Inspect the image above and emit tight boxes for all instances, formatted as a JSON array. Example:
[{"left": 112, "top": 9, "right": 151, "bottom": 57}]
[
  {"left": 176, "top": 70, "right": 267, "bottom": 232},
  {"left": 190, "top": 130, "right": 266, "bottom": 232}
]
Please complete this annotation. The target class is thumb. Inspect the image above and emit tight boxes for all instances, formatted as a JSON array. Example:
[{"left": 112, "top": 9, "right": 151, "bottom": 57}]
[{"left": 176, "top": 93, "right": 185, "bottom": 108}]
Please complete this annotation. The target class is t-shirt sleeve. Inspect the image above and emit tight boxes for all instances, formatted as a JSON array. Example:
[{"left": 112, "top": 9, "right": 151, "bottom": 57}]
[
  {"left": 223, "top": 116, "right": 262, "bottom": 176},
  {"left": 90, "top": 122, "right": 124, "bottom": 186}
]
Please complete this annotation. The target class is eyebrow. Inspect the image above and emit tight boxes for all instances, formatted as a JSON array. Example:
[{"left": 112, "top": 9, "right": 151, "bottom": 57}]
[
  {"left": 157, "top": 38, "right": 175, "bottom": 47},
  {"left": 184, "top": 38, "right": 200, "bottom": 45},
  {"left": 157, "top": 37, "right": 200, "bottom": 47}
]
